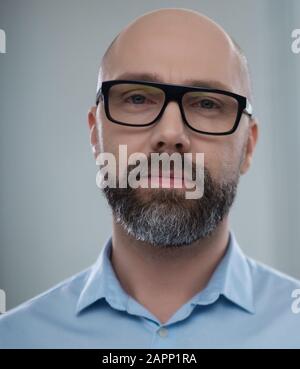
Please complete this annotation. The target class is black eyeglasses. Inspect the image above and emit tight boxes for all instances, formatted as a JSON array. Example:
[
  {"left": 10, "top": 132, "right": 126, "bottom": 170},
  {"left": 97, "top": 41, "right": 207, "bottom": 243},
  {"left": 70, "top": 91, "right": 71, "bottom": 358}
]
[{"left": 96, "top": 80, "right": 253, "bottom": 135}]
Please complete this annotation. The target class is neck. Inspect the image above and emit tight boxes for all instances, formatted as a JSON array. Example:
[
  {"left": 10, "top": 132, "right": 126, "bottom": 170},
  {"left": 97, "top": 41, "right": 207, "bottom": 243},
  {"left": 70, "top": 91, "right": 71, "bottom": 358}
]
[{"left": 110, "top": 217, "right": 230, "bottom": 324}]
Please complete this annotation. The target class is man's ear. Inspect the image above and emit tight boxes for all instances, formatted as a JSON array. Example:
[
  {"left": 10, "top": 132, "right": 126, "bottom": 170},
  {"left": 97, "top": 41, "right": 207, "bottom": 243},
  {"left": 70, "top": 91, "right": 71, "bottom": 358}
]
[
  {"left": 240, "top": 118, "right": 259, "bottom": 174},
  {"left": 88, "top": 106, "right": 100, "bottom": 160}
]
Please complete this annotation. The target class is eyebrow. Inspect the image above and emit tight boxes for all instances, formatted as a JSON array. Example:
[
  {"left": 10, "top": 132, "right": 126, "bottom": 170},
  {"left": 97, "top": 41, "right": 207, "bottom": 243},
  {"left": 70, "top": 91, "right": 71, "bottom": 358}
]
[{"left": 113, "top": 72, "right": 232, "bottom": 91}]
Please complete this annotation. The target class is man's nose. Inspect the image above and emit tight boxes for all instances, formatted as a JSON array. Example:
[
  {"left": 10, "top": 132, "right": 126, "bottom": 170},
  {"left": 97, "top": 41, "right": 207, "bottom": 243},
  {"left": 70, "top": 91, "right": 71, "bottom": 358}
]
[{"left": 149, "top": 101, "right": 191, "bottom": 154}]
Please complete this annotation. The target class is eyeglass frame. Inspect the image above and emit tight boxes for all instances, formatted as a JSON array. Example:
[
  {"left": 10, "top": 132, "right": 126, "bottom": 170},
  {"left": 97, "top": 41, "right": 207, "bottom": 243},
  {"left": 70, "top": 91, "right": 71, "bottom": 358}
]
[{"left": 95, "top": 79, "right": 253, "bottom": 136}]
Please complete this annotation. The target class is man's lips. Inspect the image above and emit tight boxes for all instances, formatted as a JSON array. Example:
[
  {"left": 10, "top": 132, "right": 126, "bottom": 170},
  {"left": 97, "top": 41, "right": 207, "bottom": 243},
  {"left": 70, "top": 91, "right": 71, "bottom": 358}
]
[
  {"left": 147, "top": 169, "right": 185, "bottom": 179},
  {"left": 134, "top": 168, "right": 195, "bottom": 189},
  {"left": 147, "top": 174, "right": 183, "bottom": 179}
]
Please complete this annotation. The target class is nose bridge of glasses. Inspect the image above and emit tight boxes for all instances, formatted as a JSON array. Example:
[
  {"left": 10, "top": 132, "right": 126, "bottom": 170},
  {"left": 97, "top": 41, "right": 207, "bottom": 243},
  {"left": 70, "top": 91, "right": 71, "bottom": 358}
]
[
  {"left": 159, "top": 85, "right": 187, "bottom": 120},
  {"left": 156, "top": 85, "right": 187, "bottom": 127},
  {"left": 163, "top": 84, "right": 184, "bottom": 105},
  {"left": 160, "top": 85, "right": 184, "bottom": 114}
]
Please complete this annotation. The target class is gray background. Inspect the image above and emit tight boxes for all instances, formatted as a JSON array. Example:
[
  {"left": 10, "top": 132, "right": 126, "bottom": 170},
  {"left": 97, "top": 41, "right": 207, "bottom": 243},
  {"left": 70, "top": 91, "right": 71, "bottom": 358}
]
[{"left": 0, "top": 0, "right": 300, "bottom": 311}]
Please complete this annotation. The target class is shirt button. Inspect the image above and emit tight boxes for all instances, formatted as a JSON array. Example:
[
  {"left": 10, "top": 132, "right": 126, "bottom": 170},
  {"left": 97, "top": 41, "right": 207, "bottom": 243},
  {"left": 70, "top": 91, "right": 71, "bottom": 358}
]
[{"left": 157, "top": 327, "right": 168, "bottom": 337}]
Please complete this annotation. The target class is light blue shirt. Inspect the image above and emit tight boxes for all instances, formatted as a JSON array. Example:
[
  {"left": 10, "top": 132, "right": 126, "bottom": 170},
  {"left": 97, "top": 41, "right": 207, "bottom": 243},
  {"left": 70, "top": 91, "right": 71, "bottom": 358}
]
[{"left": 0, "top": 231, "right": 300, "bottom": 349}]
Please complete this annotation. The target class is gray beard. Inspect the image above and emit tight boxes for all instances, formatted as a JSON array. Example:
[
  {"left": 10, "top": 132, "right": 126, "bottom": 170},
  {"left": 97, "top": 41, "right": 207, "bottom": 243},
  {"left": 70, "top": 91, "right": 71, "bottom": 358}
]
[{"left": 102, "top": 167, "right": 238, "bottom": 248}]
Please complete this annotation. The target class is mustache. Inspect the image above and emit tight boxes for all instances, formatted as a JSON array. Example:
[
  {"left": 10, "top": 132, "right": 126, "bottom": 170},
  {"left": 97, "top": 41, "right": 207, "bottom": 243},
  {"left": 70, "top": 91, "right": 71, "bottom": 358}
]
[{"left": 125, "top": 153, "right": 199, "bottom": 181}]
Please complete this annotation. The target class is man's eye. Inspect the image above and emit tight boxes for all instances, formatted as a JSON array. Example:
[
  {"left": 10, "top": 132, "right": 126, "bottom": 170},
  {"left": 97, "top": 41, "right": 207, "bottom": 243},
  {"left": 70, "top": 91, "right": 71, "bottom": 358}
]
[
  {"left": 126, "top": 94, "right": 147, "bottom": 104},
  {"left": 197, "top": 99, "right": 219, "bottom": 109}
]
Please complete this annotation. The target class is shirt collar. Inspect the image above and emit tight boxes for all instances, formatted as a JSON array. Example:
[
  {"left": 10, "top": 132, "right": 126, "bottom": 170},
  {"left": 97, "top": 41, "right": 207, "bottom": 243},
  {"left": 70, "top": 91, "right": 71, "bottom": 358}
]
[
  {"left": 189, "top": 230, "right": 255, "bottom": 314},
  {"left": 76, "top": 230, "right": 255, "bottom": 315},
  {"left": 76, "top": 235, "right": 129, "bottom": 315}
]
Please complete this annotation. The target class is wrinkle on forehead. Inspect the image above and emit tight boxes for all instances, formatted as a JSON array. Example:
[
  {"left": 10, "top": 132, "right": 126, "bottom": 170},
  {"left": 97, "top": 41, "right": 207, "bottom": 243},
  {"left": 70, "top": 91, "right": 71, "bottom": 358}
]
[{"left": 98, "top": 8, "right": 252, "bottom": 102}]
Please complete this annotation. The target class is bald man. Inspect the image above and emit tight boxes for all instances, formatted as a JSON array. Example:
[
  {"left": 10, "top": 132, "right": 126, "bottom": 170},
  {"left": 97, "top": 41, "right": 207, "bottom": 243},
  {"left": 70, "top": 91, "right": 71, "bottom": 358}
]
[{"left": 0, "top": 8, "right": 299, "bottom": 349}]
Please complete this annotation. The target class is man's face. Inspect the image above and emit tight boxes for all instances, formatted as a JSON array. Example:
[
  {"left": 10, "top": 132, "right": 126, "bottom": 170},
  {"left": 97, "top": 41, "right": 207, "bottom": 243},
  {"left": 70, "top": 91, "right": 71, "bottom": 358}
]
[{"left": 89, "top": 10, "right": 257, "bottom": 247}]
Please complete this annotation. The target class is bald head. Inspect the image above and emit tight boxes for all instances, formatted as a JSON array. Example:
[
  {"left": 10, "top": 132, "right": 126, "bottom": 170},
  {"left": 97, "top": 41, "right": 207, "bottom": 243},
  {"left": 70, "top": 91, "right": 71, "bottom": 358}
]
[{"left": 98, "top": 8, "right": 252, "bottom": 103}]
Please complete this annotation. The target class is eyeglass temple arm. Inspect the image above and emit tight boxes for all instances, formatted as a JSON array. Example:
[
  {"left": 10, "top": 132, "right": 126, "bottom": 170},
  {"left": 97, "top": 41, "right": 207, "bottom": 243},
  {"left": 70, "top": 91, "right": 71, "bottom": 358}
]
[
  {"left": 95, "top": 89, "right": 103, "bottom": 105},
  {"left": 243, "top": 99, "right": 253, "bottom": 117}
]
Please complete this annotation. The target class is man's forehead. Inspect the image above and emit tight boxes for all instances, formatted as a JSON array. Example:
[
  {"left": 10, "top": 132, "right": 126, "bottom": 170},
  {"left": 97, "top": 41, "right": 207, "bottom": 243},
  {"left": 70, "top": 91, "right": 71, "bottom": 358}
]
[
  {"left": 99, "top": 49, "right": 242, "bottom": 96},
  {"left": 105, "top": 22, "right": 235, "bottom": 67}
]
